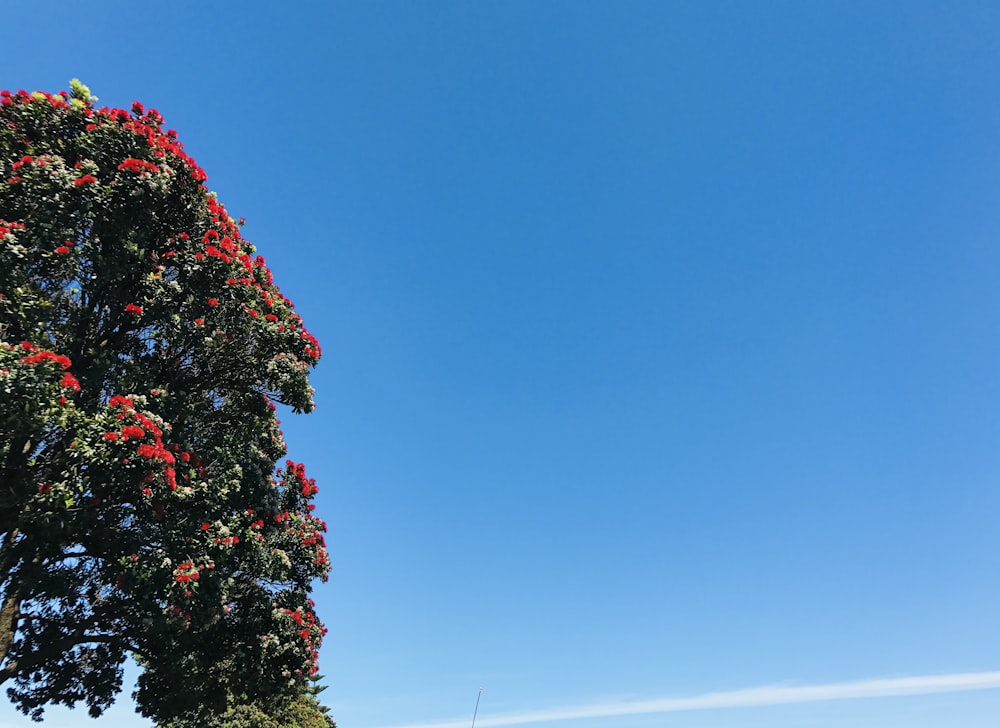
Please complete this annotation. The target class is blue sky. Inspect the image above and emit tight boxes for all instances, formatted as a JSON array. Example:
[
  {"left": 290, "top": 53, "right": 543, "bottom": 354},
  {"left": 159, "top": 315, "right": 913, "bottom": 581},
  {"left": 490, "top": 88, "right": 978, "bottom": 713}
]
[{"left": 3, "top": 2, "right": 1000, "bottom": 727}]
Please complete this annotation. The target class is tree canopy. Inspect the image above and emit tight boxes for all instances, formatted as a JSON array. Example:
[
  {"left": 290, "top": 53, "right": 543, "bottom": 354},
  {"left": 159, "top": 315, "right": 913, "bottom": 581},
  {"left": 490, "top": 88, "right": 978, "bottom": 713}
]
[{"left": 0, "top": 81, "right": 331, "bottom": 723}]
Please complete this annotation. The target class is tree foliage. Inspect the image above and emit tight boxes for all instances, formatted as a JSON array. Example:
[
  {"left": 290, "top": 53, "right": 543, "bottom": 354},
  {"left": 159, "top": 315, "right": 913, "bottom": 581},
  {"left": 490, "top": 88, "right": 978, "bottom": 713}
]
[
  {"left": 0, "top": 82, "right": 330, "bottom": 722},
  {"left": 161, "top": 682, "right": 337, "bottom": 728}
]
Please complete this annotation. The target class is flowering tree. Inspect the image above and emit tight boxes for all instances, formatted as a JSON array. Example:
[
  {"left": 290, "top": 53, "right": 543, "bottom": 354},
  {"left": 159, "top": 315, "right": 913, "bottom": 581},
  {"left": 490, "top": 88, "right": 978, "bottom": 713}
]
[{"left": 0, "top": 81, "right": 330, "bottom": 723}]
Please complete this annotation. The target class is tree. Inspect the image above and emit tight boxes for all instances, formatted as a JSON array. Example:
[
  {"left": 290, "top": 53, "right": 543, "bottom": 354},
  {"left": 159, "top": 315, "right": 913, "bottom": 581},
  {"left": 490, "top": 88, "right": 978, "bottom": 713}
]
[{"left": 0, "top": 81, "right": 331, "bottom": 723}]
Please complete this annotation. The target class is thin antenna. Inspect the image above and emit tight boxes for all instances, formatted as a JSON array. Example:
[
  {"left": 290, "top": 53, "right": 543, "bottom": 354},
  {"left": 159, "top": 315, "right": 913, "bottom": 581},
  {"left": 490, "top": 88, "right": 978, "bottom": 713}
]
[{"left": 470, "top": 687, "right": 483, "bottom": 728}]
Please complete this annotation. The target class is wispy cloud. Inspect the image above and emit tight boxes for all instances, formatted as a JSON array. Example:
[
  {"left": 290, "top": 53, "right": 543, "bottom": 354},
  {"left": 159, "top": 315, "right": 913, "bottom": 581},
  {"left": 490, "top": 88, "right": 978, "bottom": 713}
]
[{"left": 378, "top": 670, "right": 1000, "bottom": 728}]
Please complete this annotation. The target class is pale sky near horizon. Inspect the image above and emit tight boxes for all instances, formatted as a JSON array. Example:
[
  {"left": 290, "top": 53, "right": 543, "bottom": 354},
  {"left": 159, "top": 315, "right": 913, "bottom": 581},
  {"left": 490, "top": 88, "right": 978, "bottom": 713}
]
[{"left": 3, "top": 2, "right": 1000, "bottom": 727}]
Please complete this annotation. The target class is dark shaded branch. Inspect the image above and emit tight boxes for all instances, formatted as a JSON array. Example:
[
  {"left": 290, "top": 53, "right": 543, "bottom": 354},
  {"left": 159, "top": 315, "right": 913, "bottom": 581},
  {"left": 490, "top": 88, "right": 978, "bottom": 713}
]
[{"left": 0, "top": 628, "right": 145, "bottom": 686}]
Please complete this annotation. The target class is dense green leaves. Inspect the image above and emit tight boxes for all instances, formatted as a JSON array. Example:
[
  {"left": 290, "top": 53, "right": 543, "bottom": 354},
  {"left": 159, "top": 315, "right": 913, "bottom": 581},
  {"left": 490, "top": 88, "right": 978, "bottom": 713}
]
[
  {"left": 0, "top": 83, "right": 330, "bottom": 723},
  {"left": 162, "top": 691, "right": 337, "bottom": 728}
]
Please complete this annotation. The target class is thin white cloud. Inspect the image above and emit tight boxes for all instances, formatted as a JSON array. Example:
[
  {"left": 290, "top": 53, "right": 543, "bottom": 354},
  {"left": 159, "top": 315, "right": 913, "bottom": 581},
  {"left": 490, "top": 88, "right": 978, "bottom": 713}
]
[{"left": 379, "top": 670, "right": 1000, "bottom": 728}]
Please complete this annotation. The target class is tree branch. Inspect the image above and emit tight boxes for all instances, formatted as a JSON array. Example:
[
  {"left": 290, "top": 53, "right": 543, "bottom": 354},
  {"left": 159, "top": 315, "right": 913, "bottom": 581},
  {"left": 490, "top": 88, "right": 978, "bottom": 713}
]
[{"left": 0, "top": 628, "right": 145, "bottom": 686}]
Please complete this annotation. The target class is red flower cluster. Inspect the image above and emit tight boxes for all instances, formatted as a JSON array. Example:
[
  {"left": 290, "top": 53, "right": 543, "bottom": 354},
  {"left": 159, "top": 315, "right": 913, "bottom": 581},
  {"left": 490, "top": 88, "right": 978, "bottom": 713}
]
[
  {"left": 173, "top": 560, "right": 201, "bottom": 583},
  {"left": 0, "top": 220, "right": 25, "bottom": 238},
  {"left": 136, "top": 442, "right": 172, "bottom": 462},
  {"left": 117, "top": 157, "right": 160, "bottom": 174},
  {"left": 124, "top": 303, "right": 144, "bottom": 315},
  {"left": 301, "top": 330, "right": 322, "bottom": 361},
  {"left": 112, "top": 105, "right": 207, "bottom": 182},
  {"left": 105, "top": 396, "right": 181, "bottom": 490},
  {"left": 73, "top": 174, "right": 97, "bottom": 186},
  {"left": 282, "top": 607, "right": 320, "bottom": 641},
  {"left": 108, "top": 394, "right": 134, "bottom": 408},
  {"left": 16, "top": 345, "right": 81, "bottom": 394},
  {"left": 11, "top": 155, "right": 34, "bottom": 171},
  {"left": 20, "top": 350, "right": 71, "bottom": 369},
  {"left": 0, "top": 89, "right": 70, "bottom": 109},
  {"left": 277, "top": 606, "right": 325, "bottom": 673},
  {"left": 286, "top": 461, "right": 319, "bottom": 497}
]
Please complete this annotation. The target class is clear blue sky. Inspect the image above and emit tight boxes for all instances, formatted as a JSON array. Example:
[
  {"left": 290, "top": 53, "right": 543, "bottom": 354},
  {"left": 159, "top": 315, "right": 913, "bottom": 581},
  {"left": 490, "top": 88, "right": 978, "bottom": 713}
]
[{"left": 3, "top": 2, "right": 1000, "bottom": 727}]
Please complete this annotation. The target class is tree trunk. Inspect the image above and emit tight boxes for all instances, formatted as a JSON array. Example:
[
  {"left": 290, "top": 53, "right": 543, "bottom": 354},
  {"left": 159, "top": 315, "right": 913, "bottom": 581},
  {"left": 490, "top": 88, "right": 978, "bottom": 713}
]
[
  {"left": 0, "top": 590, "right": 20, "bottom": 683},
  {"left": 0, "top": 526, "right": 22, "bottom": 684}
]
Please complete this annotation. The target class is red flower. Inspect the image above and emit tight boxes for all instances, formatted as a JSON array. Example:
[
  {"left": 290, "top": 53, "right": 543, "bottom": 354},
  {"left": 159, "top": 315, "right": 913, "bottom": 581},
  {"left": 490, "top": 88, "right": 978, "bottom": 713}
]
[
  {"left": 20, "top": 351, "right": 72, "bottom": 369},
  {"left": 124, "top": 303, "right": 143, "bottom": 315},
  {"left": 121, "top": 425, "right": 145, "bottom": 440},
  {"left": 200, "top": 523, "right": 211, "bottom": 531},
  {"left": 136, "top": 444, "right": 159, "bottom": 459},
  {"left": 103, "top": 432, "right": 119, "bottom": 442},
  {"left": 74, "top": 175, "right": 98, "bottom": 186},
  {"left": 207, "top": 298, "right": 219, "bottom": 307},
  {"left": 194, "top": 318, "right": 204, "bottom": 326},
  {"left": 118, "top": 157, "right": 159, "bottom": 173},
  {"left": 60, "top": 372, "right": 81, "bottom": 392},
  {"left": 54, "top": 246, "right": 71, "bottom": 255}
]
